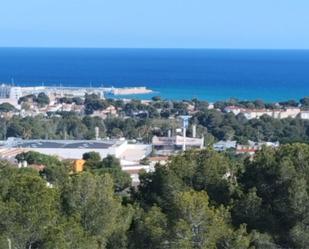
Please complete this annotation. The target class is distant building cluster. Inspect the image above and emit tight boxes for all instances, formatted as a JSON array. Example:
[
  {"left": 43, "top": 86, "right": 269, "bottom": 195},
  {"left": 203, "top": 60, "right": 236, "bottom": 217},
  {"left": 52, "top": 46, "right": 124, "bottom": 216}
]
[
  {"left": 0, "top": 84, "right": 152, "bottom": 119},
  {"left": 224, "top": 105, "right": 309, "bottom": 120},
  {"left": 213, "top": 139, "right": 280, "bottom": 155},
  {"left": 0, "top": 84, "right": 22, "bottom": 106},
  {"left": 1, "top": 83, "right": 309, "bottom": 186}
]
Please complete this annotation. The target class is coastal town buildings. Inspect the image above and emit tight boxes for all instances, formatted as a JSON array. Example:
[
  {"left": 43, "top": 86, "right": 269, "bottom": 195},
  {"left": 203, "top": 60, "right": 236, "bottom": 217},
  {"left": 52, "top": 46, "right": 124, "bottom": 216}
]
[
  {"left": 213, "top": 139, "right": 280, "bottom": 155},
  {"left": 236, "top": 141, "right": 280, "bottom": 155},
  {"left": 91, "top": 105, "right": 118, "bottom": 118},
  {"left": 224, "top": 106, "right": 303, "bottom": 119}
]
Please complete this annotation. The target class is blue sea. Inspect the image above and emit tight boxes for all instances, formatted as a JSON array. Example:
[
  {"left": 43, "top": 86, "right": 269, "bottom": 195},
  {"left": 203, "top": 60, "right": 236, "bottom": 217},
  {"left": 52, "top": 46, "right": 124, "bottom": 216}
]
[{"left": 0, "top": 48, "right": 309, "bottom": 101}]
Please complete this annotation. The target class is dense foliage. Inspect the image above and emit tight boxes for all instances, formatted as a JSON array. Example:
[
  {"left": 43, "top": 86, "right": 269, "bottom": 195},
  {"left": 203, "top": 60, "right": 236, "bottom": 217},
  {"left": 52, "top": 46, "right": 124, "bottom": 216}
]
[
  {"left": 1, "top": 143, "right": 309, "bottom": 248},
  {"left": 1, "top": 98, "right": 309, "bottom": 144},
  {"left": 18, "top": 93, "right": 50, "bottom": 107},
  {"left": 2, "top": 96, "right": 309, "bottom": 144},
  {"left": 194, "top": 109, "right": 309, "bottom": 144},
  {"left": 0, "top": 103, "right": 16, "bottom": 113}
]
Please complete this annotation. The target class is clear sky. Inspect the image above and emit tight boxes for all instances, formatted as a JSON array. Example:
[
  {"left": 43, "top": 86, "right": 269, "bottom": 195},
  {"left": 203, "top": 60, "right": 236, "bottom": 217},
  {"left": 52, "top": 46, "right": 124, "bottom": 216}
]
[{"left": 1, "top": 0, "right": 309, "bottom": 49}]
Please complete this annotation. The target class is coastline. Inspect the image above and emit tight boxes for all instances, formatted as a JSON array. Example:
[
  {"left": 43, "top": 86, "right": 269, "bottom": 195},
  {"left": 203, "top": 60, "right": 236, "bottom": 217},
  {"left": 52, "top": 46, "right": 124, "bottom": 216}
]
[
  {"left": 2, "top": 83, "right": 309, "bottom": 102},
  {"left": 5, "top": 85, "right": 154, "bottom": 97}
]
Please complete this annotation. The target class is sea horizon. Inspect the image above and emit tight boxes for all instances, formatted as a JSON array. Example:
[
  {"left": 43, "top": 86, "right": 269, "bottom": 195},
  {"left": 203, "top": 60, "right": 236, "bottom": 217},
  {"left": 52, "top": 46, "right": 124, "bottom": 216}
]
[
  {"left": 0, "top": 47, "right": 309, "bottom": 102},
  {"left": 2, "top": 46, "right": 309, "bottom": 50}
]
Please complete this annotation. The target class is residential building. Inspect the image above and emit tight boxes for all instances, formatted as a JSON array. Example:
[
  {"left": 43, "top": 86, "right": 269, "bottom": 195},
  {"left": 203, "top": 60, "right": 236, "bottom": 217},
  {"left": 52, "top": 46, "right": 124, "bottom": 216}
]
[
  {"left": 224, "top": 106, "right": 245, "bottom": 115},
  {"left": 236, "top": 141, "right": 280, "bottom": 155},
  {"left": 213, "top": 140, "right": 237, "bottom": 151},
  {"left": 224, "top": 106, "right": 302, "bottom": 120}
]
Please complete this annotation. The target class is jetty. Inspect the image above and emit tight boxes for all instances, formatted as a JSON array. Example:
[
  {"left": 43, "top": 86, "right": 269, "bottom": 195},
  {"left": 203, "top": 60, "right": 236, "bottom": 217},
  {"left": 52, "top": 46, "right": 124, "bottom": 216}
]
[{"left": 0, "top": 84, "right": 153, "bottom": 102}]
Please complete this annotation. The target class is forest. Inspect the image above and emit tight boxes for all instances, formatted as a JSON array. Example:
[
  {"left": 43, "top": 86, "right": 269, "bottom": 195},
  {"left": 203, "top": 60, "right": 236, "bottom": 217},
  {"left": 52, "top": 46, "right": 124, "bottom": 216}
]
[{"left": 0, "top": 143, "right": 309, "bottom": 249}]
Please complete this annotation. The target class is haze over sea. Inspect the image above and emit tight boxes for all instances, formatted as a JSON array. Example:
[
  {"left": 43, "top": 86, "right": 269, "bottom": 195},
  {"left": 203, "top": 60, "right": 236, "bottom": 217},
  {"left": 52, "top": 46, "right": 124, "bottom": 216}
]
[{"left": 0, "top": 48, "right": 309, "bottom": 102}]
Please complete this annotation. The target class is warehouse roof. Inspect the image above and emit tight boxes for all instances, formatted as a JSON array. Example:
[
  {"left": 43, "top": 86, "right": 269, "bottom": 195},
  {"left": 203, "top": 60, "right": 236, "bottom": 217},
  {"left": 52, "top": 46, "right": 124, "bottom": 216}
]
[{"left": 1, "top": 137, "right": 125, "bottom": 149}]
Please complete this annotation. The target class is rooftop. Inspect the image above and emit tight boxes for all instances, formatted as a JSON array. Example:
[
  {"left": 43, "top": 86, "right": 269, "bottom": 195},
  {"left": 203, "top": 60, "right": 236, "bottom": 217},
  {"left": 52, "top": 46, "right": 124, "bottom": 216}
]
[
  {"left": 152, "top": 135, "right": 204, "bottom": 147},
  {"left": 1, "top": 137, "right": 125, "bottom": 149}
]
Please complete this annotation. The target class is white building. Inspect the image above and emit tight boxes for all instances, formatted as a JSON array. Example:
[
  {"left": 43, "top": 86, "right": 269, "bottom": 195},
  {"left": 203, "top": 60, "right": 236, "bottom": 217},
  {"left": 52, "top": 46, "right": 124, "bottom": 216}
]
[
  {"left": 300, "top": 111, "right": 309, "bottom": 120},
  {"left": 224, "top": 106, "right": 245, "bottom": 115},
  {"left": 213, "top": 140, "right": 237, "bottom": 151},
  {"left": 224, "top": 106, "right": 301, "bottom": 120},
  {"left": 279, "top": 108, "right": 301, "bottom": 119},
  {"left": 9, "top": 87, "right": 23, "bottom": 100},
  {"left": 1, "top": 137, "right": 129, "bottom": 159},
  {"left": 0, "top": 138, "right": 153, "bottom": 185},
  {"left": 0, "top": 85, "right": 22, "bottom": 107},
  {"left": 236, "top": 141, "right": 280, "bottom": 155}
]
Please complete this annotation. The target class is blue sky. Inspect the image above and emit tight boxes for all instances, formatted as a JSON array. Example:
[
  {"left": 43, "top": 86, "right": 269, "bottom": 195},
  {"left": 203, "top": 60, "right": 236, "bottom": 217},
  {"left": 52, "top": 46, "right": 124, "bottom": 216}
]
[{"left": 0, "top": 0, "right": 308, "bottom": 49}]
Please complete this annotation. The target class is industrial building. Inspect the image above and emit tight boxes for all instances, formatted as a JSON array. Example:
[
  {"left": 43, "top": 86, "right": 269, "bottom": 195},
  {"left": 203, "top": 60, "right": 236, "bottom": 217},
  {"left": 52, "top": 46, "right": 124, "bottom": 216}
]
[
  {"left": 152, "top": 135, "right": 204, "bottom": 155},
  {"left": 152, "top": 117, "right": 204, "bottom": 155},
  {"left": 1, "top": 137, "right": 128, "bottom": 159},
  {"left": 0, "top": 137, "right": 153, "bottom": 185}
]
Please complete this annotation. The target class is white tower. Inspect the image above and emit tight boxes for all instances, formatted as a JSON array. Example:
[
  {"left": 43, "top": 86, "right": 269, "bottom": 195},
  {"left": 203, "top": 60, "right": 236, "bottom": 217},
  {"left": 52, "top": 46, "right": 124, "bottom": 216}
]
[
  {"left": 180, "top": 116, "right": 191, "bottom": 151},
  {"left": 95, "top": 127, "right": 100, "bottom": 140},
  {"left": 192, "top": 124, "right": 197, "bottom": 138}
]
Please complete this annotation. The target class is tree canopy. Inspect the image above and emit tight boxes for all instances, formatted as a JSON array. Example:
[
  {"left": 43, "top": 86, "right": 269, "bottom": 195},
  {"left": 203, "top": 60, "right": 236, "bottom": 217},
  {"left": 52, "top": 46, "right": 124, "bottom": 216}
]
[{"left": 1, "top": 143, "right": 309, "bottom": 248}]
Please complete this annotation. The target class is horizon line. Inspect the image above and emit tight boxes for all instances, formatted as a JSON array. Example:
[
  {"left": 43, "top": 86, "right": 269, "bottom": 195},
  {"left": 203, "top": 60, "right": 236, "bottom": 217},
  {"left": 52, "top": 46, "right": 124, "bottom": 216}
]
[{"left": 1, "top": 46, "right": 309, "bottom": 51}]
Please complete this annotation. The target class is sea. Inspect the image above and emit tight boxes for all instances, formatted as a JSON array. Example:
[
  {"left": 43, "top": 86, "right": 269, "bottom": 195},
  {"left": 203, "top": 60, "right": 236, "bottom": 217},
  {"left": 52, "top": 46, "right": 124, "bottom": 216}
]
[{"left": 0, "top": 48, "right": 309, "bottom": 102}]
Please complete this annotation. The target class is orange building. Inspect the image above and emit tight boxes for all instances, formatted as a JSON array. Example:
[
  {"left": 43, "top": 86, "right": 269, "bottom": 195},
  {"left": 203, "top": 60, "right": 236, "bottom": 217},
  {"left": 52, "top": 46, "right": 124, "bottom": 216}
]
[{"left": 73, "top": 159, "right": 86, "bottom": 173}]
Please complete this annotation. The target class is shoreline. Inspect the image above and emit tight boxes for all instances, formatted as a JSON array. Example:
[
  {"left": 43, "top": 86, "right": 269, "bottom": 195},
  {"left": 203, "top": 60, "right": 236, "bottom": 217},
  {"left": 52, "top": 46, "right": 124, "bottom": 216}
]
[{"left": 1, "top": 83, "right": 308, "bottom": 102}]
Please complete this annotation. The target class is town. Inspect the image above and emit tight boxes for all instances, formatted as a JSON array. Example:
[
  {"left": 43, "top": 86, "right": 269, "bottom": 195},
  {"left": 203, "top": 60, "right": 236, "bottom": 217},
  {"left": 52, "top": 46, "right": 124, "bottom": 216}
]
[
  {"left": 1, "top": 84, "right": 309, "bottom": 185},
  {"left": 2, "top": 0, "right": 309, "bottom": 247}
]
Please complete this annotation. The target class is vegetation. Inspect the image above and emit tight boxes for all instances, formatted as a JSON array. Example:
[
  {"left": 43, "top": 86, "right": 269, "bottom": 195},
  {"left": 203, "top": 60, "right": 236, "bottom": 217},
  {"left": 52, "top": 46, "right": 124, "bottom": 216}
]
[
  {"left": 1, "top": 95, "right": 309, "bottom": 144},
  {"left": 35, "top": 92, "right": 50, "bottom": 107},
  {"left": 194, "top": 109, "right": 309, "bottom": 143},
  {"left": 18, "top": 92, "right": 50, "bottom": 107},
  {"left": 83, "top": 153, "right": 132, "bottom": 192},
  {"left": 1, "top": 143, "right": 309, "bottom": 248},
  {"left": 0, "top": 102, "right": 16, "bottom": 113},
  {"left": 1, "top": 97, "right": 309, "bottom": 144},
  {"left": 84, "top": 93, "right": 108, "bottom": 115}
]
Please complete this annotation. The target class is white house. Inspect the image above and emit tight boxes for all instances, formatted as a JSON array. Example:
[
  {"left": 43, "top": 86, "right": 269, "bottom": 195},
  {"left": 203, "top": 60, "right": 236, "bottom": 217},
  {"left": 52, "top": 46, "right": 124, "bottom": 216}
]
[{"left": 300, "top": 111, "right": 309, "bottom": 120}]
